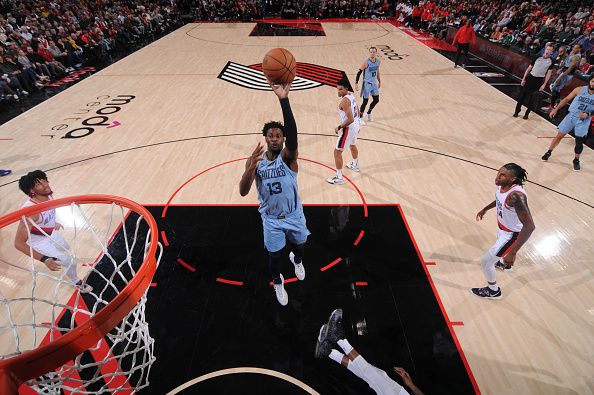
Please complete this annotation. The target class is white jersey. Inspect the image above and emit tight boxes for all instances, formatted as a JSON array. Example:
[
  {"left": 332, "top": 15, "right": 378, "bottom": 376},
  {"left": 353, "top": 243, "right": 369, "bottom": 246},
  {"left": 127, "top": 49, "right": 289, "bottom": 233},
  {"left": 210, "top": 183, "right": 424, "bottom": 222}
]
[
  {"left": 21, "top": 196, "right": 56, "bottom": 235},
  {"left": 495, "top": 185, "right": 525, "bottom": 232},
  {"left": 339, "top": 93, "right": 360, "bottom": 131}
]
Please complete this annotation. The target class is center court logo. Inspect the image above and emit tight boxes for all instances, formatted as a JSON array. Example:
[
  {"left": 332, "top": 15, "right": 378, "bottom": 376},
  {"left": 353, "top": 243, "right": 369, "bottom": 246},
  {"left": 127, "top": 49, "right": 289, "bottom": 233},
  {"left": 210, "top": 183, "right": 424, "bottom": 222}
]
[{"left": 218, "top": 61, "right": 348, "bottom": 91}]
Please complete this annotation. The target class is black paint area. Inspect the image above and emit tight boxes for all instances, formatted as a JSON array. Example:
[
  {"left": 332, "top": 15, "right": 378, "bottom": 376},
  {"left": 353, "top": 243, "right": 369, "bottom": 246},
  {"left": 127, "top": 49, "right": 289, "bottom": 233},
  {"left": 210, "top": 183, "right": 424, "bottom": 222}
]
[{"left": 136, "top": 205, "right": 475, "bottom": 394}]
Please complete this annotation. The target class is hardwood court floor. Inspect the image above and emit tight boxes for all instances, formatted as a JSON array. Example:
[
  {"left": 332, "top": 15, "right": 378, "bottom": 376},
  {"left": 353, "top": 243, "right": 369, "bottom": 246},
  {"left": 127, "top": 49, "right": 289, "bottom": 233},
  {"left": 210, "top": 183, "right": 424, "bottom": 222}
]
[{"left": 0, "top": 22, "right": 593, "bottom": 395}]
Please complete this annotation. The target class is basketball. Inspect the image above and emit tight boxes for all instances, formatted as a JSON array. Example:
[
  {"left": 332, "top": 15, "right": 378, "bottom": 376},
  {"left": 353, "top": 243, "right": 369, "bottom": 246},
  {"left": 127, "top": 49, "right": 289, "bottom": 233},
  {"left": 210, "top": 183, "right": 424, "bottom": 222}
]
[{"left": 262, "top": 48, "right": 297, "bottom": 84}]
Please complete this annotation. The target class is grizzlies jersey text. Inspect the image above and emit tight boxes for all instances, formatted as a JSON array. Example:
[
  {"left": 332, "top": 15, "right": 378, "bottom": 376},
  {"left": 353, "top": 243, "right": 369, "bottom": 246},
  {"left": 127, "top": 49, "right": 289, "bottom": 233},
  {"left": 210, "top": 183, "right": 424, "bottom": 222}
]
[
  {"left": 256, "top": 153, "right": 302, "bottom": 217},
  {"left": 568, "top": 86, "right": 594, "bottom": 115}
]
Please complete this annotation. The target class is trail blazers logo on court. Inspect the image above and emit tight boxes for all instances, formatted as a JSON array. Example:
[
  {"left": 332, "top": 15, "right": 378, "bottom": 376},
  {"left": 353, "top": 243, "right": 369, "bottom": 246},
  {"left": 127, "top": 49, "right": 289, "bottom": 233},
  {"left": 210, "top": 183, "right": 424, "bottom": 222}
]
[{"left": 218, "top": 61, "right": 348, "bottom": 91}]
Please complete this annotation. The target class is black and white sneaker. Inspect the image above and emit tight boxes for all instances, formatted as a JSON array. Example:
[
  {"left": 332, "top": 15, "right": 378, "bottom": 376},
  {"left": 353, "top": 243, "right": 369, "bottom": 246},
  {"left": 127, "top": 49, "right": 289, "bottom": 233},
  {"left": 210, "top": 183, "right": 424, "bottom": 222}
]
[
  {"left": 495, "top": 259, "right": 513, "bottom": 272},
  {"left": 326, "top": 308, "right": 345, "bottom": 343},
  {"left": 541, "top": 150, "right": 552, "bottom": 161},
  {"left": 573, "top": 159, "right": 580, "bottom": 171},
  {"left": 314, "top": 324, "right": 332, "bottom": 359},
  {"left": 471, "top": 286, "right": 502, "bottom": 299},
  {"left": 326, "top": 176, "right": 345, "bottom": 185},
  {"left": 273, "top": 274, "right": 288, "bottom": 306},
  {"left": 289, "top": 252, "right": 305, "bottom": 280}
]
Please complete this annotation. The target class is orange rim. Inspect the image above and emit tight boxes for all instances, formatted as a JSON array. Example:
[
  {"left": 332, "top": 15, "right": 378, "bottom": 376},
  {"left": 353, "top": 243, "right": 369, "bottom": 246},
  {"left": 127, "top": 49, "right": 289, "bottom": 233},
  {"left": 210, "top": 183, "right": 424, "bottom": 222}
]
[{"left": 0, "top": 195, "right": 158, "bottom": 392}]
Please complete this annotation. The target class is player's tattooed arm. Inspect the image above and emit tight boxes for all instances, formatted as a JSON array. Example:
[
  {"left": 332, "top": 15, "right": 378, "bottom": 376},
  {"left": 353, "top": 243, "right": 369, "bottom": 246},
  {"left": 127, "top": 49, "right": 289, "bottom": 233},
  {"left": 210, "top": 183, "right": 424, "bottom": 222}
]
[{"left": 507, "top": 192, "right": 535, "bottom": 253}]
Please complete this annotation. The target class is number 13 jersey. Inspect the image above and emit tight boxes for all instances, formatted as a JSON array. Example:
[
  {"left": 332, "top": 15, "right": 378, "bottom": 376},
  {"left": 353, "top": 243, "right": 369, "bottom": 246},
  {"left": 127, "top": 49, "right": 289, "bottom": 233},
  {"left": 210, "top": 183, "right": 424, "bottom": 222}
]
[{"left": 256, "top": 153, "right": 302, "bottom": 217}]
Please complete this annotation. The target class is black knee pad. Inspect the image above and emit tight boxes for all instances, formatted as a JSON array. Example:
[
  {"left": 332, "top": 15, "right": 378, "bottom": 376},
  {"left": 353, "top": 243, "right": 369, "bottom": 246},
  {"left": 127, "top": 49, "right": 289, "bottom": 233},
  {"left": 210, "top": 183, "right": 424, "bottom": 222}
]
[
  {"left": 290, "top": 242, "right": 305, "bottom": 260},
  {"left": 575, "top": 137, "right": 585, "bottom": 154},
  {"left": 371, "top": 95, "right": 379, "bottom": 104}
]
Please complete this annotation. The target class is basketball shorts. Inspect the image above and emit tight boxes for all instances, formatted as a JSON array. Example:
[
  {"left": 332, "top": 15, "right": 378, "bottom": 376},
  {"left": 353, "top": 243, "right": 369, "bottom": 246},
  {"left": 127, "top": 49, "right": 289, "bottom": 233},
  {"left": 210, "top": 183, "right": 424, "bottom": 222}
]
[
  {"left": 335, "top": 125, "right": 359, "bottom": 151},
  {"left": 28, "top": 232, "right": 80, "bottom": 283},
  {"left": 262, "top": 208, "right": 309, "bottom": 253},
  {"left": 558, "top": 112, "right": 591, "bottom": 137},
  {"left": 361, "top": 81, "right": 379, "bottom": 98},
  {"left": 488, "top": 228, "right": 519, "bottom": 258}
]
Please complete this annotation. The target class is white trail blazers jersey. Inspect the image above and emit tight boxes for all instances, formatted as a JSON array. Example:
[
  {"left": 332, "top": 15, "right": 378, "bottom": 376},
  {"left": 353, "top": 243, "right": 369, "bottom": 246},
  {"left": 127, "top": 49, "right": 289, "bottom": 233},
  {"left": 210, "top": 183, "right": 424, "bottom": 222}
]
[{"left": 495, "top": 185, "right": 526, "bottom": 232}]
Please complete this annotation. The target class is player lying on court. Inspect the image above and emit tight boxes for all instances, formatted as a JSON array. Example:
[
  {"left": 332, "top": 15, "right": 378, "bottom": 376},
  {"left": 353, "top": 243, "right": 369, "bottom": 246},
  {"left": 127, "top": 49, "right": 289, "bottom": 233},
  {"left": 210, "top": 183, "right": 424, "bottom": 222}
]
[
  {"left": 239, "top": 82, "right": 309, "bottom": 306},
  {"left": 315, "top": 309, "right": 425, "bottom": 395}
]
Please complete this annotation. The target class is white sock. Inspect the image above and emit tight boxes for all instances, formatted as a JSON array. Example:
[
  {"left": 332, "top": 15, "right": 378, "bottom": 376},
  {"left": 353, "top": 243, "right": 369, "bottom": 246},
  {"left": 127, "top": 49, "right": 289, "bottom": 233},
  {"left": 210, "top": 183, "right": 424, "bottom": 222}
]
[
  {"left": 488, "top": 283, "right": 499, "bottom": 291},
  {"left": 336, "top": 169, "right": 343, "bottom": 179},
  {"left": 337, "top": 338, "right": 353, "bottom": 354},
  {"left": 353, "top": 158, "right": 358, "bottom": 166},
  {"left": 329, "top": 349, "right": 344, "bottom": 364}
]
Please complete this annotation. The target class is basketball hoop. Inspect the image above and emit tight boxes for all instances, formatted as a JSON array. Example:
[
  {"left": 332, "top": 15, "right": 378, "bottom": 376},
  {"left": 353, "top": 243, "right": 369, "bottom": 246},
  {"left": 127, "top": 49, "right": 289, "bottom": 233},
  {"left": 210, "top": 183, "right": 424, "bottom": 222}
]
[{"left": 0, "top": 195, "right": 162, "bottom": 394}]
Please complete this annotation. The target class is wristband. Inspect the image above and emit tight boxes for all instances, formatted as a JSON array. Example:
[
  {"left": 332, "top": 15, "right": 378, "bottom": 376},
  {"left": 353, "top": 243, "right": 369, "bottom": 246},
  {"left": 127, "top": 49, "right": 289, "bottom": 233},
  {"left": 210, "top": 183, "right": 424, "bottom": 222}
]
[{"left": 40, "top": 255, "right": 52, "bottom": 263}]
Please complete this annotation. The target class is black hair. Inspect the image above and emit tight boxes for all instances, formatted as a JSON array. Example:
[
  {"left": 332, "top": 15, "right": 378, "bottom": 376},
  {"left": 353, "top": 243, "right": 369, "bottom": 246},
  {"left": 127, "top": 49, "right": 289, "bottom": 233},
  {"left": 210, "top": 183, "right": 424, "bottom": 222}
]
[
  {"left": 262, "top": 121, "right": 284, "bottom": 136},
  {"left": 503, "top": 163, "right": 528, "bottom": 185},
  {"left": 337, "top": 77, "right": 349, "bottom": 88},
  {"left": 19, "top": 170, "right": 47, "bottom": 195}
]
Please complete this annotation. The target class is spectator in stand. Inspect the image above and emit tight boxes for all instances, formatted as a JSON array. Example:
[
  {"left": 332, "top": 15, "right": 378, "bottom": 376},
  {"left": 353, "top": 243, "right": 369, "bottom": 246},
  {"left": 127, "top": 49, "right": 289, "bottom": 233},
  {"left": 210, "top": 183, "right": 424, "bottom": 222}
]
[
  {"left": 453, "top": 19, "right": 476, "bottom": 68},
  {"left": 574, "top": 30, "right": 594, "bottom": 54},
  {"left": 547, "top": 44, "right": 582, "bottom": 110}
]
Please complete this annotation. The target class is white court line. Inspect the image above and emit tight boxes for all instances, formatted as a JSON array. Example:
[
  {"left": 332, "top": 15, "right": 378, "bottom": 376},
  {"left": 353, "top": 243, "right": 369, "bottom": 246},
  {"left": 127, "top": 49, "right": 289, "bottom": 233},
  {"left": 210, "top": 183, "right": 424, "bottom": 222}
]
[{"left": 166, "top": 367, "right": 320, "bottom": 394}]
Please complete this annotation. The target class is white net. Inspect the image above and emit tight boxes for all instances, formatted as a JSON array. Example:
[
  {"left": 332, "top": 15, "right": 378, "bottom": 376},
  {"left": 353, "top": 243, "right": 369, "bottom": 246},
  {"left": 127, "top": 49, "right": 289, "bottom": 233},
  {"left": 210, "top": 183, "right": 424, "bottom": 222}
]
[{"left": 0, "top": 198, "right": 162, "bottom": 394}]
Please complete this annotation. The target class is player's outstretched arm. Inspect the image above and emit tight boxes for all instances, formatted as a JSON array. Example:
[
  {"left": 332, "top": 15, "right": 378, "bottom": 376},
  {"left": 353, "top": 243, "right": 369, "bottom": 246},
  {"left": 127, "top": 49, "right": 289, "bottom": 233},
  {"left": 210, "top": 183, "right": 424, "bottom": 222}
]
[
  {"left": 269, "top": 82, "right": 299, "bottom": 169},
  {"left": 14, "top": 220, "right": 61, "bottom": 271},
  {"left": 239, "top": 142, "right": 264, "bottom": 196},
  {"left": 393, "top": 367, "right": 425, "bottom": 395}
]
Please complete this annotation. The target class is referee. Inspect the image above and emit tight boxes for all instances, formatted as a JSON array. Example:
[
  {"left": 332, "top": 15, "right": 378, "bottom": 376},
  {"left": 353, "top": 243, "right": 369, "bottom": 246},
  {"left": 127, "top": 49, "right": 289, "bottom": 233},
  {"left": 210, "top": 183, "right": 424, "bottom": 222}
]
[{"left": 514, "top": 44, "right": 554, "bottom": 119}]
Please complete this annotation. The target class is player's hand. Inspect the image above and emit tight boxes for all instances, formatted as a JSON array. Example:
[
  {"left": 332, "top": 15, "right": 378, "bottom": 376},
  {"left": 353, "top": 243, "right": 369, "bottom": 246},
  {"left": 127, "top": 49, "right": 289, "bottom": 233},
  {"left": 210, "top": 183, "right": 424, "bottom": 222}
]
[
  {"left": 378, "top": 80, "right": 381, "bottom": 88},
  {"left": 503, "top": 251, "right": 516, "bottom": 266},
  {"left": 393, "top": 367, "right": 414, "bottom": 387},
  {"left": 269, "top": 81, "right": 291, "bottom": 99},
  {"left": 539, "top": 84, "right": 546, "bottom": 91},
  {"left": 520, "top": 79, "right": 526, "bottom": 87},
  {"left": 55, "top": 223, "right": 63, "bottom": 230},
  {"left": 44, "top": 258, "right": 61, "bottom": 271},
  {"left": 334, "top": 126, "right": 341, "bottom": 134},
  {"left": 549, "top": 108, "right": 558, "bottom": 119},
  {"left": 246, "top": 142, "right": 264, "bottom": 171},
  {"left": 579, "top": 112, "right": 590, "bottom": 120},
  {"left": 476, "top": 209, "right": 487, "bottom": 221}
]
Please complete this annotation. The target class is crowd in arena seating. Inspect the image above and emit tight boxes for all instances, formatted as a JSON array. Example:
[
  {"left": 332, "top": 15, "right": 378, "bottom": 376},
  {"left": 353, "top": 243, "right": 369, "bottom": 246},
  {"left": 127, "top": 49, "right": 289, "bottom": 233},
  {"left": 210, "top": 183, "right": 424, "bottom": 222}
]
[
  {"left": 396, "top": 0, "right": 594, "bottom": 77},
  {"left": 191, "top": 0, "right": 391, "bottom": 21},
  {"left": 0, "top": 0, "right": 181, "bottom": 106}
]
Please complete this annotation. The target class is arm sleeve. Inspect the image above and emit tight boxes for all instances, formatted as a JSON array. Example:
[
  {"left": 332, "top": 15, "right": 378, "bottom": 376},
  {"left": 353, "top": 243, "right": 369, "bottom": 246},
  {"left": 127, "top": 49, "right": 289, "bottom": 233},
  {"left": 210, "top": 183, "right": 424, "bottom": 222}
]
[
  {"left": 356, "top": 69, "right": 363, "bottom": 83},
  {"left": 280, "top": 98, "right": 297, "bottom": 150}
]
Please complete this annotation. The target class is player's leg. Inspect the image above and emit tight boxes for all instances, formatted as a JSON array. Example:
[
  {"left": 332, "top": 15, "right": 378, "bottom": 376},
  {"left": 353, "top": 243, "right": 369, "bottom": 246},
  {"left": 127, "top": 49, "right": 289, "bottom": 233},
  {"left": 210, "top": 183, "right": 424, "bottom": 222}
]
[
  {"left": 328, "top": 133, "right": 347, "bottom": 185},
  {"left": 572, "top": 123, "right": 589, "bottom": 170},
  {"left": 542, "top": 114, "right": 575, "bottom": 160},
  {"left": 346, "top": 129, "right": 360, "bottom": 172},
  {"left": 471, "top": 229, "right": 513, "bottom": 299},
  {"left": 366, "top": 94, "right": 379, "bottom": 121},
  {"left": 263, "top": 218, "right": 288, "bottom": 305},
  {"left": 286, "top": 213, "right": 309, "bottom": 281},
  {"left": 359, "top": 85, "right": 370, "bottom": 124}
]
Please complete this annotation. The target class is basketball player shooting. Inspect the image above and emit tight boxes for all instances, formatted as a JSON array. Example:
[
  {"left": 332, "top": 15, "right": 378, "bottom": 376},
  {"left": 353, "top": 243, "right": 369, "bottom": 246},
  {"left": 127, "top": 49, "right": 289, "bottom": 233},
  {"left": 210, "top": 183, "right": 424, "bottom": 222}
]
[
  {"left": 14, "top": 170, "right": 92, "bottom": 293},
  {"left": 238, "top": 82, "right": 309, "bottom": 306}
]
